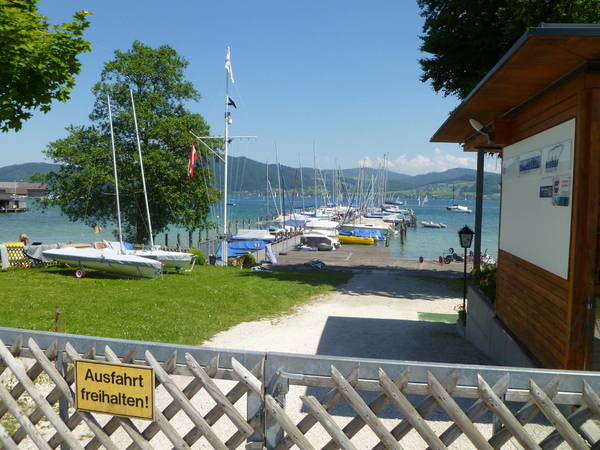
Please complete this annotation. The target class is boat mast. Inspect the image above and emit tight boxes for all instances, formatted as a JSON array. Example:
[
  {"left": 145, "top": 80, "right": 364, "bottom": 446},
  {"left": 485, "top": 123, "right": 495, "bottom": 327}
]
[
  {"left": 299, "top": 154, "right": 305, "bottom": 211},
  {"left": 223, "top": 50, "right": 232, "bottom": 264},
  {"left": 314, "top": 142, "right": 317, "bottom": 211},
  {"left": 130, "top": 89, "right": 154, "bottom": 247},
  {"left": 266, "top": 159, "right": 269, "bottom": 218},
  {"left": 107, "top": 94, "right": 124, "bottom": 253}
]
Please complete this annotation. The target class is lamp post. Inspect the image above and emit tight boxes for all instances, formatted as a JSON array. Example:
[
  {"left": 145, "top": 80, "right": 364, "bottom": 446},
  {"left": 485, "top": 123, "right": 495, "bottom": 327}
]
[{"left": 458, "top": 225, "right": 475, "bottom": 318}]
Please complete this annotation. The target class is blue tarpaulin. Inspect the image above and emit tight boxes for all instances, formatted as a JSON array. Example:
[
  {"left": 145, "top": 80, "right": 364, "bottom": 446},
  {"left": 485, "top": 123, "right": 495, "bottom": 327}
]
[
  {"left": 339, "top": 228, "right": 385, "bottom": 240},
  {"left": 216, "top": 240, "right": 266, "bottom": 258}
]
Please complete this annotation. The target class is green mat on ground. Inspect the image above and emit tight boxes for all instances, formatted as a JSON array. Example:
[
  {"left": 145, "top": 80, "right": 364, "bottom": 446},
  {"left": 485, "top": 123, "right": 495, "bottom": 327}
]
[{"left": 417, "top": 312, "right": 459, "bottom": 324}]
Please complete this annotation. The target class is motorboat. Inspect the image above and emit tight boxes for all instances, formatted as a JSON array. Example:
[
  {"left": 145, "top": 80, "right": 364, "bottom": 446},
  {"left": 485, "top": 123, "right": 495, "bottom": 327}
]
[
  {"left": 42, "top": 247, "right": 163, "bottom": 279},
  {"left": 338, "top": 234, "right": 375, "bottom": 245},
  {"left": 446, "top": 205, "right": 472, "bottom": 213},
  {"left": 421, "top": 221, "right": 447, "bottom": 228}
]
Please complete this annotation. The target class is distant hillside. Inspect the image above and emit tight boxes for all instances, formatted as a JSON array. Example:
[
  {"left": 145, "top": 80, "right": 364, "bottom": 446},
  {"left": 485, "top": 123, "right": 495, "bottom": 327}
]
[
  {"left": 0, "top": 163, "right": 60, "bottom": 182},
  {"left": 1, "top": 159, "right": 501, "bottom": 198}
]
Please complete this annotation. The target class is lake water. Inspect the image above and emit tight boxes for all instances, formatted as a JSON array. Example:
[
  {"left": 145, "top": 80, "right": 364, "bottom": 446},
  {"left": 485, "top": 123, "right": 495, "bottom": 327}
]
[{"left": 0, "top": 196, "right": 500, "bottom": 261}]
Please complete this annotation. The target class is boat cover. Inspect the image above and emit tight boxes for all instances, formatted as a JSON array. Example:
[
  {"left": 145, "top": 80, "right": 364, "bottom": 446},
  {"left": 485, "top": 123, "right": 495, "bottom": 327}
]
[
  {"left": 230, "top": 230, "right": 276, "bottom": 240},
  {"left": 25, "top": 243, "right": 66, "bottom": 263},
  {"left": 42, "top": 247, "right": 163, "bottom": 278},
  {"left": 340, "top": 228, "right": 385, "bottom": 240},
  {"left": 216, "top": 240, "right": 266, "bottom": 258}
]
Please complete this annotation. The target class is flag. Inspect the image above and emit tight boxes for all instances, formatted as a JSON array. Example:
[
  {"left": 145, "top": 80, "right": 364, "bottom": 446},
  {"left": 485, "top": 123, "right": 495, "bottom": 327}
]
[
  {"left": 225, "top": 47, "right": 234, "bottom": 83},
  {"left": 228, "top": 96, "right": 237, "bottom": 108},
  {"left": 187, "top": 142, "right": 198, "bottom": 179}
]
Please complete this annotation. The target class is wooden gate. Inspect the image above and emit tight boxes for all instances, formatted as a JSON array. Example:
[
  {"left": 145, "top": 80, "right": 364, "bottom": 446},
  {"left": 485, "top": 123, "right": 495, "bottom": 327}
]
[{"left": 2, "top": 327, "right": 600, "bottom": 449}]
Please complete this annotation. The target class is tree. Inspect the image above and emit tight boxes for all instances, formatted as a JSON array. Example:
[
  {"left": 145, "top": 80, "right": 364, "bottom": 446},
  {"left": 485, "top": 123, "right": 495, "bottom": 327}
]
[
  {"left": 33, "top": 41, "right": 222, "bottom": 244},
  {"left": 0, "top": 0, "right": 91, "bottom": 131},
  {"left": 417, "top": 0, "right": 600, "bottom": 100}
]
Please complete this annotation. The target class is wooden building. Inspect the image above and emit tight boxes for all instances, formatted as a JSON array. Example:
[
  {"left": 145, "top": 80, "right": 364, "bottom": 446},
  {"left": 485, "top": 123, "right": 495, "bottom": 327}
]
[{"left": 432, "top": 24, "right": 600, "bottom": 370}]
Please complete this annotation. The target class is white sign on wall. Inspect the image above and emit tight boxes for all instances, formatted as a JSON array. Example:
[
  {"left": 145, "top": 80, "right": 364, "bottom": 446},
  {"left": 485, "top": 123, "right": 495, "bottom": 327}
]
[
  {"left": 500, "top": 119, "right": 575, "bottom": 279},
  {"left": 502, "top": 157, "right": 518, "bottom": 180},
  {"left": 542, "top": 139, "right": 571, "bottom": 174}
]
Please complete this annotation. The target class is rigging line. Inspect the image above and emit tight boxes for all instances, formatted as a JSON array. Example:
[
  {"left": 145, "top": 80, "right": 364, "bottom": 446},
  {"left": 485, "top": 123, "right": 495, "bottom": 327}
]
[
  {"left": 230, "top": 83, "right": 257, "bottom": 138},
  {"left": 80, "top": 141, "right": 101, "bottom": 237}
]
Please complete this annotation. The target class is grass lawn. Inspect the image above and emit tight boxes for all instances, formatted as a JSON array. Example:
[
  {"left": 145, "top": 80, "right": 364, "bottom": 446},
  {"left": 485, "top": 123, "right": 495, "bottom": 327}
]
[{"left": 1, "top": 265, "right": 353, "bottom": 346}]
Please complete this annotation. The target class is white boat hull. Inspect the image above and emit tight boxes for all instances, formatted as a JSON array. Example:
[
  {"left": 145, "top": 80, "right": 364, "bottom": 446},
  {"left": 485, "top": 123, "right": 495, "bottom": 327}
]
[{"left": 43, "top": 248, "right": 162, "bottom": 278}]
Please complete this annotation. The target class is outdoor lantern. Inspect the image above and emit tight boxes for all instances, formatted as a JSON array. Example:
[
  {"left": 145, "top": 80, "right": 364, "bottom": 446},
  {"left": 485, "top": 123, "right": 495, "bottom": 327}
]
[
  {"left": 458, "top": 225, "right": 474, "bottom": 249},
  {"left": 458, "top": 224, "right": 475, "bottom": 323}
]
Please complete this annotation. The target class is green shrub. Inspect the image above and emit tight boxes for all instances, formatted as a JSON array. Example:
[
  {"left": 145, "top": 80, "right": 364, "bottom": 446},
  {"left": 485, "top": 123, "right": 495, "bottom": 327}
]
[
  {"left": 235, "top": 253, "right": 255, "bottom": 269},
  {"left": 472, "top": 263, "right": 497, "bottom": 304},
  {"left": 188, "top": 248, "right": 206, "bottom": 265}
]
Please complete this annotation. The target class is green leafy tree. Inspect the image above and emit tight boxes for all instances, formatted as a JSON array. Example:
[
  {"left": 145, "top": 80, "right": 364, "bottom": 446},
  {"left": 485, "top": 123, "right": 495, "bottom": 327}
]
[
  {"left": 0, "top": 0, "right": 91, "bottom": 131},
  {"left": 417, "top": 0, "right": 600, "bottom": 99},
  {"left": 33, "top": 41, "right": 222, "bottom": 244}
]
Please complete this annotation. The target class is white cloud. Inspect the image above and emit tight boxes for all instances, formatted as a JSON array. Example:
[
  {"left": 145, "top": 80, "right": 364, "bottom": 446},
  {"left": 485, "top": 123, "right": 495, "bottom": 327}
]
[
  {"left": 376, "top": 148, "right": 478, "bottom": 175},
  {"left": 359, "top": 156, "right": 374, "bottom": 168}
]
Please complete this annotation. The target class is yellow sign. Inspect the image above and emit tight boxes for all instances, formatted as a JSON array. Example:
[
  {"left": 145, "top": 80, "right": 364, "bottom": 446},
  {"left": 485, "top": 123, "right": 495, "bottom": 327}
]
[{"left": 75, "top": 359, "right": 155, "bottom": 421}]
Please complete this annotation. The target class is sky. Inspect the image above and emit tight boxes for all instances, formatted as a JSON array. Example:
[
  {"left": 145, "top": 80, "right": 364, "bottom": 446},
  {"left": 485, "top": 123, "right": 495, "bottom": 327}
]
[{"left": 0, "top": 0, "right": 502, "bottom": 176}]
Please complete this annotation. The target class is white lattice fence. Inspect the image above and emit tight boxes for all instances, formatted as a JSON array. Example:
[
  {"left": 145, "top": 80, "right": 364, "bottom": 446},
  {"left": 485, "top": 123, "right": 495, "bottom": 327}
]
[{"left": 2, "top": 329, "right": 600, "bottom": 449}]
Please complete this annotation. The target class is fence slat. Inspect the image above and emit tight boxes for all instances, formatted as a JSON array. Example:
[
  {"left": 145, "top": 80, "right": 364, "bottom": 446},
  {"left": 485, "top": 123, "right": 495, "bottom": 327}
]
[
  {"left": 0, "top": 338, "right": 84, "bottom": 450},
  {"left": 186, "top": 353, "right": 255, "bottom": 438},
  {"left": 17, "top": 344, "right": 95, "bottom": 446},
  {"left": 373, "top": 370, "right": 459, "bottom": 450},
  {"left": 331, "top": 365, "right": 403, "bottom": 450},
  {"left": 0, "top": 419, "right": 19, "bottom": 450},
  {"left": 439, "top": 373, "right": 509, "bottom": 447},
  {"left": 0, "top": 380, "right": 52, "bottom": 450},
  {"left": 477, "top": 374, "right": 541, "bottom": 450},
  {"left": 0, "top": 339, "right": 57, "bottom": 420},
  {"left": 183, "top": 359, "right": 264, "bottom": 449},
  {"left": 265, "top": 394, "right": 316, "bottom": 450},
  {"left": 379, "top": 368, "right": 447, "bottom": 450},
  {"left": 427, "top": 371, "right": 493, "bottom": 450},
  {"left": 28, "top": 338, "right": 124, "bottom": 450},
  {"left": 529, "top": 379, "right": 590, "bottom": 450},
  {"left": 275, "top": 364, "right": 360, "bottom": 450},
  {"left": 146, "top": 349, "right": 228, "bottom": 450},
  {"left": 232, "top": 357, "right": 264, "bottom": 399},
  {"left": 301, "top": 395, "right": 358, "bottom": 450},
  {"left": 491, "top": 375, "right": 559, "bottom": 449},
  {"left": 131, "top": 354, "right": 216, "bottom": 450},
  {"left": 324, "top": 367, "right": 408, "bottom": 450},
  {"left": 0, "top": 334, "right": 23, "bottom": 375}
]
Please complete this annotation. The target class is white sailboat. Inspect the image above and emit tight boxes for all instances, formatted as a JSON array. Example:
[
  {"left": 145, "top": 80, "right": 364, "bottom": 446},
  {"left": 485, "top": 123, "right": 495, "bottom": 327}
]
[
  {"left": 127, "top": 89, "right": 194, "bottom": 272},
  {"left": 446, "top": 185, "right": 471, "bottom": 213},
  {"left": 43, "top": 95, "right": 163, "bottom": 279}
]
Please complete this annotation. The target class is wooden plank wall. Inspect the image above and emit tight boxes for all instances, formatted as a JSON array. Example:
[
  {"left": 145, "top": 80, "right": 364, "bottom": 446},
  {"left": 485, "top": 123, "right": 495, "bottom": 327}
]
[
  {"left": 495, "top": 76, "right": 588, "bottom": 369},
  {"left": 496, "top": 250, "right": 569, "bottom": 368}
]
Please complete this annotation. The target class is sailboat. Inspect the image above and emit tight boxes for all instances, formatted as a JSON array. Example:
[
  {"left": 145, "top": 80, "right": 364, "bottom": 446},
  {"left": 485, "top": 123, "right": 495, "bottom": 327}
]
[
  {"left": 124, "top": 89, "right": 194, "bottom": 272},
  {"left": 446, "top": 184, "right": 471, "bottom": 213},
  {"left": 43, "top": 95, "right": 163, "bottom": 279}
]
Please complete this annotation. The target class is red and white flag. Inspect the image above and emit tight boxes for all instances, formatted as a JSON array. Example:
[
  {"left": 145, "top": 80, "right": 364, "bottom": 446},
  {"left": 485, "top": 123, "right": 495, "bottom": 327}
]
[{"left": 187, "top": 142, "right": 198, "bottom": 179}]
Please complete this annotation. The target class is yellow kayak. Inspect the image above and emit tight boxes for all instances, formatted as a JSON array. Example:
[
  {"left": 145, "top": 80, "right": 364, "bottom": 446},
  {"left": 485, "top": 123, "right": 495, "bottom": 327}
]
[{"left": 338, "top": 235, "right": 375, "bottom": 245}]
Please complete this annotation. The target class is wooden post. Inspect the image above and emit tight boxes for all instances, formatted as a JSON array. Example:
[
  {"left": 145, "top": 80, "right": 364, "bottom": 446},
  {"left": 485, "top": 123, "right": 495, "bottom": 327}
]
[
  {"left": 188, "top": 231, "right": 193, "bottom": 249},
  {"left": 242, "top": 219, "right": 245, "bottom": 229},
  {"left": 216, "top": 225, "right": 219, "bottom": 236},
  {"left": 165, "top": 234, "right": 168, "bottom": 247},
  {"left": 399, "top": 228, "right": 403, "bottom": 245},
  {"left": 206, "top": 228, "right": 209, "bottom": 241},
  {"left": 177, "top": 232, "right": 181, "bottom": 251},
  {"left": 228, "top": 222, "right": 232, "bottom": 234},
  {"left": 198, "top": 230, "right": 203, "bottom": 243},
  {"left": 249, "top": 218, "right": 252, "bottom": 228}
]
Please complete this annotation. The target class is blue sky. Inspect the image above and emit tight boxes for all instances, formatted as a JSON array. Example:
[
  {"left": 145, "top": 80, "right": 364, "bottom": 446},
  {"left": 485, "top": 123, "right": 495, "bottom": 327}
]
[{"left": 0, "top": 1, "right": 502, "bottom": 175}]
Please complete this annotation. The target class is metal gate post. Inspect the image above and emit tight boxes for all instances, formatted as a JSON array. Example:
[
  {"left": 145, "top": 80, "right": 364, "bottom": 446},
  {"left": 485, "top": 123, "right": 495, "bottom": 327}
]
[
  {"left": 263, "top": 357, "right": 289, "bottom": 450},
  {"left": 56, "top": 345, "right": 70, "bottom": 450}
]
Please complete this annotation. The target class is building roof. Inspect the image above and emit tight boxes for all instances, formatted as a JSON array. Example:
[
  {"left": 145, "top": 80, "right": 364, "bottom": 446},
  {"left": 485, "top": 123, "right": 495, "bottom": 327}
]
[{"left": 431, "top": 24, "right": 600, "bottom": 144}]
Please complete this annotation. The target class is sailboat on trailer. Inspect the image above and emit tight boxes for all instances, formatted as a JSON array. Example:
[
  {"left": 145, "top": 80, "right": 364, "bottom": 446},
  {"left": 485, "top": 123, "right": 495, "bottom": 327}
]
[{"left": 43, "top": 95, "right": 163, "bottom": 279}]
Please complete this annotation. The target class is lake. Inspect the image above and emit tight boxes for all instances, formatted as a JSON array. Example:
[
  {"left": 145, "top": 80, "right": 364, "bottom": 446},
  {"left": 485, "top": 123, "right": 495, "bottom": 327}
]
[{"left": 0, "top": 196, "right": 500, "bottom": 261}]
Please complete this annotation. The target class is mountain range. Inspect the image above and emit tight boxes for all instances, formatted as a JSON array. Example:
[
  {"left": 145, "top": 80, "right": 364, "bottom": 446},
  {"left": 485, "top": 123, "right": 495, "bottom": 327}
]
[{"left": 0, "top": 159, "right": 501, "bottom": 197}]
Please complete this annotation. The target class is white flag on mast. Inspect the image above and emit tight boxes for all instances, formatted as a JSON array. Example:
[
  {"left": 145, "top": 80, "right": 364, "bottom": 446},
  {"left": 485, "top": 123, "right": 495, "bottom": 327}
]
[{"left": 225, "top": 47, "right": 234, "bottom": 83}]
